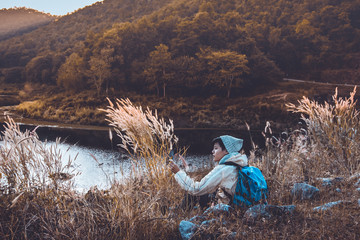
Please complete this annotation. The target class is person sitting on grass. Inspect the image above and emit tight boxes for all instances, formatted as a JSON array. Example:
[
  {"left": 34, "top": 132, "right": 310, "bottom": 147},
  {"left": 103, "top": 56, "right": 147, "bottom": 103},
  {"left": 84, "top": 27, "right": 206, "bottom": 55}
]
[{"left": 169, "top": 135, "right": 248, "bottom": 208}]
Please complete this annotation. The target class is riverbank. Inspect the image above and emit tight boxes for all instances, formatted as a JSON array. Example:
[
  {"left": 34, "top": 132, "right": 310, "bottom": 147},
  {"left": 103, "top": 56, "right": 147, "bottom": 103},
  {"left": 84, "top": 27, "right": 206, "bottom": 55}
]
[
  {"left": 0, "top": 81, "right": 297, "bottom": 152},
  {"left": 1, "top": 81, "right": 359, "bottom": 141},
  {"left": 0, "top": 119, "right": 264, "bottom": 154},
  {"left": 1, "top": 92, "right": 359, "bottom": 239}
]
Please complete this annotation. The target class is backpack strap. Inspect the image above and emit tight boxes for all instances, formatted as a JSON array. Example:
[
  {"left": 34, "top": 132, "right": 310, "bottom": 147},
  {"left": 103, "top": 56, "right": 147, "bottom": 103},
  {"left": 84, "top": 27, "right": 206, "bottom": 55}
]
[
  {"left": 222, "top": 162, "right": 246, "bottom": 167},
  {"left": 221, "top": 162, "right": 240, "bottom": 202}
]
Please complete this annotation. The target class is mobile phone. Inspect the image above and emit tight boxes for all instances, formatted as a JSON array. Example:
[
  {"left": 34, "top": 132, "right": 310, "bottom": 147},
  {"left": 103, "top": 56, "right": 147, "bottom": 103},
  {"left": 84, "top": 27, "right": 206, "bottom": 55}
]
[{"left": 166, "top": 149, "right": 175, "bottom": 164}]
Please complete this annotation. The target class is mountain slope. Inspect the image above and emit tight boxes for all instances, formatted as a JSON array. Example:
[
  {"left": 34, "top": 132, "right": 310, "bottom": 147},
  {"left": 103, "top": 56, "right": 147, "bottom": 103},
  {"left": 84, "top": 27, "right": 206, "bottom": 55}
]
[
  {"left": 0, "top": 0, "right": 359, "bottom": 88},
  {"left": 0, "top": 8, "right": 54, "bottom": 41},
  {"left": 0, "top": 0, "right": 174, "bottom": 67}
]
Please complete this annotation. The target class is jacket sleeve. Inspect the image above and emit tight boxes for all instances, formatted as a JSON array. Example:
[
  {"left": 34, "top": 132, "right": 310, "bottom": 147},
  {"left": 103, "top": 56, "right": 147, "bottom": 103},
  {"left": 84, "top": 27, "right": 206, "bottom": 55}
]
[{"left": 174, "top": 166, "right": 226, "bottom": 196}]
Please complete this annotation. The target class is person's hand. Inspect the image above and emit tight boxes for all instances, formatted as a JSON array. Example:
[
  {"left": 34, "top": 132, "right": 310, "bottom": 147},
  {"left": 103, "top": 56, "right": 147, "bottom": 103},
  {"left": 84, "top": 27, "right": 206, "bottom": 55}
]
[
  {"left": 168, "top": 160, "right": 180, "bottom": 174},
  {"left": 179, "top": 154, "right": 188, "bottom": 170}
]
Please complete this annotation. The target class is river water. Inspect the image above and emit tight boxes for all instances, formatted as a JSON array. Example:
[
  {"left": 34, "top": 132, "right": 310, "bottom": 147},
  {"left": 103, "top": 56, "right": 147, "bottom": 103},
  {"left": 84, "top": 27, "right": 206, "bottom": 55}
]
[
  {"left": 43, "top": 141, "right": 213, "bottom": 192},
  {"left": 0, "top": 120, "right": 264, "bottom": 192},
  {"left": 54, "top": 142, "right": 132, "bottom": 192},
  {"left": 0, "top": 139, "right": 213, "bottom": 192}
]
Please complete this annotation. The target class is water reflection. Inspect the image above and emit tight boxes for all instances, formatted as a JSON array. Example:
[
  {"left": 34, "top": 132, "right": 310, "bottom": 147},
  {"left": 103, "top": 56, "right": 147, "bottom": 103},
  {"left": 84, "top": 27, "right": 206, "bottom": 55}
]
[
  {"left": 49, "top": 142, "right": 213, "bottom": 192},
  {"left": 0, "top": 140, "right": 213, "bottom": 192},
  {"left": 54, "top": 143, "right": 129, "bottom": 192}
]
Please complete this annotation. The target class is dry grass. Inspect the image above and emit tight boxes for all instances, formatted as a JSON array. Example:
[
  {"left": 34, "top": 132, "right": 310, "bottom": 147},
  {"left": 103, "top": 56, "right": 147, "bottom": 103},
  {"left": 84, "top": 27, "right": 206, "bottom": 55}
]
[
  {"left": 245, "top": 121, "right": 308, "bottom": 205},
  {"left": 101, "top": 98, "right": 179, "bottom": 189},
  {"left": 287, "top": 87, "right": 360, "bottom": 176},
  {"left": 1, "top": 91, "right": 359, "bottom": 239},
  {"left": 16, "top": 100, "right": 46, "bottom": 118},
  {"left": 0, "top": 116, "right": 77, "bottom": 193},
  {"left": 0, "top": 115, "right": 186, "bottom": 239},
  {"left": 249, "top": 88, "right": 360, "bottom": 205}
]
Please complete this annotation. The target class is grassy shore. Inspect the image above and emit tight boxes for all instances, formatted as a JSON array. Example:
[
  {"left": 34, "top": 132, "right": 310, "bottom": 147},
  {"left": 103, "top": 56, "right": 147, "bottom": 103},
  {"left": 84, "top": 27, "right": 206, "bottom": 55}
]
[
  {"left": 2, "top": 81, "right": 358, "bottom": 132},
  {"left": 1, "top": 87, "right": 359, "bottom": 239}
]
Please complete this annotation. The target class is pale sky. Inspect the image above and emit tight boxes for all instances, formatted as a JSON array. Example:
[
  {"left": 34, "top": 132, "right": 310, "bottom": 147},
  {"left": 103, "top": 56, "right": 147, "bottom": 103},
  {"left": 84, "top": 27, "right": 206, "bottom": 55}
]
[{"left": 1, "top": 0, "right": 102, "bottom": 16}]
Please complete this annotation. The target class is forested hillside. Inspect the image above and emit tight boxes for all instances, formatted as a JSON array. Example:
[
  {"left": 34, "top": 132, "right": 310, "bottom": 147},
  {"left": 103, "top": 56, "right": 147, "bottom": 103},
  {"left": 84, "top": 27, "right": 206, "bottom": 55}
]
[
  {"left": 1, "top": 0, "right": 359, "bottom": 98},
  {"left": 0, "top": 8, "right": 54, "bottom": 41},
  {"left": 0, "top": 0, "right": 174, "bottom": 85}
]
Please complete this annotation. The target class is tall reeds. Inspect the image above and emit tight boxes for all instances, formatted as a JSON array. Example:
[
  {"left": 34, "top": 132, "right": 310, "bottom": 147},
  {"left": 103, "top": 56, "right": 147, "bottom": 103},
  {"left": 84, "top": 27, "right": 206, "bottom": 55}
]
[
  {"left": 101, "top": 98, "right": 179, "bottom": 188},
  {"left": 0, "top": 116, "right": 77, "bottom": 193},
  {"left": 249, "top": 88, "right": 360, "bottom": 204},
  {"left": 1, "top": 91, "right": 359, "bottom": 239},
  {"left": 0, "top": 116, "right": 81, "bottom": 239},
  {"left": 247, "top": 121, "right": 308, "bottom": 204},
  {"left": 0, "top": 114, "right": 183, "bottom": 239},
  {"left": 96, "top": 97, "right": 186, "bottom": 239},
  {"left": 287, "top": 87, "right": 360, "bottom": 175}
]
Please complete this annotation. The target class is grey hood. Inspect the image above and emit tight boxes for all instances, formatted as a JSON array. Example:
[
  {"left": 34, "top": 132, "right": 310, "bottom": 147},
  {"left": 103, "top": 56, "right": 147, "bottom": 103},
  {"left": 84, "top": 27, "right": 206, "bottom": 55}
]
[{"left": 220, "top": 152, "right": 248, "bottom": 167}]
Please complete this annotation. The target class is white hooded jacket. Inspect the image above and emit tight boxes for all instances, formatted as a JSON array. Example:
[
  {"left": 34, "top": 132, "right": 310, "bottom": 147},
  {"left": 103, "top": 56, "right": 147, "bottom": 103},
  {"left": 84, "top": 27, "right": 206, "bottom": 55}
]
[{"left": 174, "top": 153, "right": 248, "bottom": 204}]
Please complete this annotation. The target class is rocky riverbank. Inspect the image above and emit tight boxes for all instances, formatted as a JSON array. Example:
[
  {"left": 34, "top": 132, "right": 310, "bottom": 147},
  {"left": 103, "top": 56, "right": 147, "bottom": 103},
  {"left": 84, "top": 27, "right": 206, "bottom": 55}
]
[{"left": 179, "top": 174, "right": 360, "bottom": 239}]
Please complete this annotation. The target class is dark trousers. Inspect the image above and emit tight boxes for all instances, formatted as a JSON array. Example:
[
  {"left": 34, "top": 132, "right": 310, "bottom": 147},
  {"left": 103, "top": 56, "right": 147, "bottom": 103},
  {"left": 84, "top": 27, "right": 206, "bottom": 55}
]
[{"left": 180, "top": 192, "right": 216, "bottom": 210}]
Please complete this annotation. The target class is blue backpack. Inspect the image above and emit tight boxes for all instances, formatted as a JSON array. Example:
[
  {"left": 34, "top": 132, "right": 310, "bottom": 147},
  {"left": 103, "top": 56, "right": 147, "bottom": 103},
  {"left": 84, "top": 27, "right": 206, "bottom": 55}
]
[{"left": 223, "top": 163, "right": 268, "bottom": 207}]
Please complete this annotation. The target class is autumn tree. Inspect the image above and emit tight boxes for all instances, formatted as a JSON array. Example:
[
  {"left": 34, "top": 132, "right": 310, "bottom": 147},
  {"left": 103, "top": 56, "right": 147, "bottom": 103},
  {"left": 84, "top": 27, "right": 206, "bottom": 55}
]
[
  {"left": 197, "top": 48, "right": 250, "bottom": 98},
  {"left": 144, "top": 44, "right": 174, "bottom": 97},
  {"left": 25, "top": 54, "right": 53, "bottom": 84},
  {"left": 171, "top": 4, "right": 217, "bottom": 57},
  {"left": 56, "top": 53, "right": 86, "bottom": 92},
  {"left": 24, "top": 53, "right": 65, "bottom": 84},
  {"left": 88, "top": 47, "right": 115, "bottom": 96},
  {"left": 172, "top": 55, "right": 201, "bottom": 90}
]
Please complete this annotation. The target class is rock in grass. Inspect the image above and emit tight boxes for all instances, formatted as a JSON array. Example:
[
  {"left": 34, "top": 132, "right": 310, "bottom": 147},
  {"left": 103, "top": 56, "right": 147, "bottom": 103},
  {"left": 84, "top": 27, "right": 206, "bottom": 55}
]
[
  {"left": 179, "top": 220, "right": 198, "bottom": 240},
  {"left": 318, "top": 178, "right": 332, "bottom": 186},
  {"left": 189, "top": 215, "right": 206, "bottom": 222},
  {"left": 355, "top": 179, "right": 360, "bottom": 187},
  {"left": 188, "top": 204, "right": 231, "bottom": 223},
  {"left": 200, "top": 219, "right": 217, "bottom": 227},
  {"left": 267, "top": 205, "right": 296, "bottom": 215},
  {"left": 244, "top": 204, "right": 296, "bottom": 222},
  {"left": 179, "top": 218, "right": 226, "bottom": 240},
  {"left": 224, "top": 231, "right": 237, "bottom": 239},
  {"left": 313, "top": 200, "right": 343, "bottom": 212},
  {"left": 203, "top": 203, "right": 231, "bottom": 216},
  {"left": 349, "top": 172, "right": 360, "bottom": 181},
  {"left": 291, "top": 182, "right": 319, "bottom": 200},
  {"left": 244, "top": 204, "right": 271, "bottom": 221},
  {"left": 317, "top": 177, "right": 344, "bottom": 187}
]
